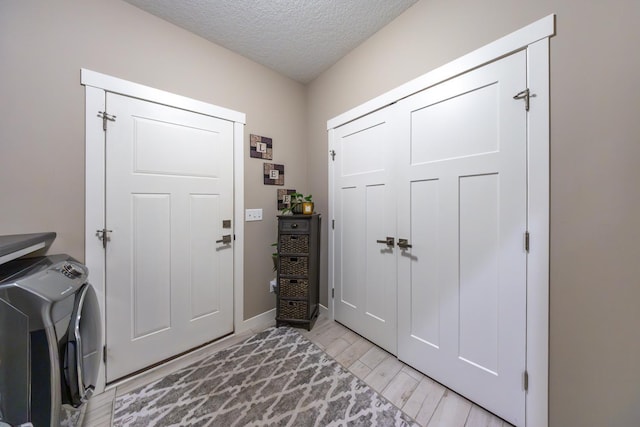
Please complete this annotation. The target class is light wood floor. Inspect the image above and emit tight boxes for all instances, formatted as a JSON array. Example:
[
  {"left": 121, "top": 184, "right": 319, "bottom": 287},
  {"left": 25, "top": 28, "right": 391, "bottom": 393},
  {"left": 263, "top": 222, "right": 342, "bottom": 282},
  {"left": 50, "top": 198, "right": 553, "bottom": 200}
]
[{"left": 84, "top": 313, "right": 512, "bottom": 427}]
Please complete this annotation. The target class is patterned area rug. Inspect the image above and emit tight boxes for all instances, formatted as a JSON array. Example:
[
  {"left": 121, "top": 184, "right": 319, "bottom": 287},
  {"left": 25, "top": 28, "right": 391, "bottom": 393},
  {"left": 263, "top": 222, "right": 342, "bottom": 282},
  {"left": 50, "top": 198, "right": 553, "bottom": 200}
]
[{"left": 113, "top": 326, "right": 418, "bottom": 426}]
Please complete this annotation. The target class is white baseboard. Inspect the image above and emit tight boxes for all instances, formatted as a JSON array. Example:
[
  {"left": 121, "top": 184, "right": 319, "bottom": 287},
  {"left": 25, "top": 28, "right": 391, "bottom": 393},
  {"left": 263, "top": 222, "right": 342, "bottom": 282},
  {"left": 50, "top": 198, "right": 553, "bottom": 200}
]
[
  {"left": 238, "top": 308, "right": 276, "bottom": 333},
  {"left": 239, "top": 304, "right": 329, "bottom": 333}
]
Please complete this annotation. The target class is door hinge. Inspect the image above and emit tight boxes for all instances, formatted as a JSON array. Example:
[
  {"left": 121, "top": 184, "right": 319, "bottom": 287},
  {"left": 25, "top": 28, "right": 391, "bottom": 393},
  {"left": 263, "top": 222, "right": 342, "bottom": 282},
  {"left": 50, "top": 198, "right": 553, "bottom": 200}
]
[
  {"left": 332, "top": 288, "right": 335, "bottom": 298},
  {"left": 97, "top": 111, "right": 116, "bottom": 131},
  {"left": 524, "top": 231, "right": 530, "bottom": 253},
  {"left": 523, "top": 370, "right": 529, "bottom": 391},
  {"left": 103, "top": 345, "right": 107, "bottom": 364},
  {"left": 332, "top": 219, "right": 335, "bottom": 230},
  {"left": 513, "top": 89, "right": 531, "bottom": 111},
  {"left": 330, "top": 150, "right": 336, "bottom": 161}
]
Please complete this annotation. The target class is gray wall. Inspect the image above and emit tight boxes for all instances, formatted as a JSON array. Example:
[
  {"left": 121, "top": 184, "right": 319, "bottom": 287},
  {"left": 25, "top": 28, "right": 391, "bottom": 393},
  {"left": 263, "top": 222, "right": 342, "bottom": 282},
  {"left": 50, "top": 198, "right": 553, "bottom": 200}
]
[
  {"left": 0, "top": 0, "right": 307, "bottom": 319},
  {"left": 307, "top": 0, "right": 640, "bottom": 426}
]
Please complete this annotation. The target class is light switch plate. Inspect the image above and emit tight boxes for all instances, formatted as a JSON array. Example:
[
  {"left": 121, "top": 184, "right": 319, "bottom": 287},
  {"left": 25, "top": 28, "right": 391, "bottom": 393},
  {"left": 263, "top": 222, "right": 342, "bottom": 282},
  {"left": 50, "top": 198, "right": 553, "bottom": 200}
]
[{"left": 245, "top": 208, "right": 263, "bottom": 221}]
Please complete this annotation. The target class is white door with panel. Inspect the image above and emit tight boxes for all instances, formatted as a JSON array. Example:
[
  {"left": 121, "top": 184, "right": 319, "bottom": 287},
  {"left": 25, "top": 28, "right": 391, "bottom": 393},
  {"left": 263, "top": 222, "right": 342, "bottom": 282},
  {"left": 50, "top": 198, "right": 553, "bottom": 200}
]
[
  {"left": 105, "top": 92, "right": 234, "bottom": 381},
  {"left": 396, "top": 51, "right": 528, "bottom": 424},
  {"left": 331, "top": 51, "right": 528, "bottom": 424},
  {"left": 333, "top": 107, "right": 398, "bottom": 354}
]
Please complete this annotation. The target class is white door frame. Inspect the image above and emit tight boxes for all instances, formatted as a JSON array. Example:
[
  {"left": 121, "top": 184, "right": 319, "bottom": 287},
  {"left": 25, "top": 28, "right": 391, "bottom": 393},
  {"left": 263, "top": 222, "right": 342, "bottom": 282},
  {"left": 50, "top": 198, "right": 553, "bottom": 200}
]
[
  {"left": 82, "top": 69, "right": 245, "bottom": 394},
  {"left": 328, "top": 15, "right": 554, "bottom": 427}
]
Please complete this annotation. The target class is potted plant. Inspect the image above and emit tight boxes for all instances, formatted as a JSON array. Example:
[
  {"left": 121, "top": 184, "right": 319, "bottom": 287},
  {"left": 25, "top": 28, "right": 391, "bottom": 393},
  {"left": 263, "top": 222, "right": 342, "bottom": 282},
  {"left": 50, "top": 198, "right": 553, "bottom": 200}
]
[{"left": 282, "top": 192, "right": 314, "bottom": 215}]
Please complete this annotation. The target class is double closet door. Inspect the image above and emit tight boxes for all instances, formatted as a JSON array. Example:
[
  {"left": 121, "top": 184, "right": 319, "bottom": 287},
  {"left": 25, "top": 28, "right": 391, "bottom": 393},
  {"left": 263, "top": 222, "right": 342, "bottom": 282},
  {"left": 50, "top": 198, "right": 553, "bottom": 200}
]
[{"left": 332, "top": 51, "right": 528, "bottom": 425}]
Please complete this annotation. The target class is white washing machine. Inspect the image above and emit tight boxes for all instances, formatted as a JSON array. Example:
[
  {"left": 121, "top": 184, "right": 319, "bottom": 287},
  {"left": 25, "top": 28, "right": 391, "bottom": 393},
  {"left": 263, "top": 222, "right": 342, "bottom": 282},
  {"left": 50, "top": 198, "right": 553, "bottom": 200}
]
[{"left": 0, "top": 234, "right": 101, "bottom": 427}]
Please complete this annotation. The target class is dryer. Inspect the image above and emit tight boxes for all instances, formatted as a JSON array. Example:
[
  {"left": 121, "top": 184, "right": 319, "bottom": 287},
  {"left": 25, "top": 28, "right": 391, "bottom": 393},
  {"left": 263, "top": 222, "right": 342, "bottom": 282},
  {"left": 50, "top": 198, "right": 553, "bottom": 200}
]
[{"left": 0, "top": 240, "right": 101, "bottom": 426}]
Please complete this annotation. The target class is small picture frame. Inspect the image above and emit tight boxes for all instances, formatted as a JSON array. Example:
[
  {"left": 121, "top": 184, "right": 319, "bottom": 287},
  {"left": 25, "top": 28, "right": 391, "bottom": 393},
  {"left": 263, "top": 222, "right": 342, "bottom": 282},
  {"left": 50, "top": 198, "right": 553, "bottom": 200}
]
[
  {"left": 250, "top": 134, "right": 273, "bottom": 159},
  {"left": 278, "top": 189, "right": 296, "bottom": 210},
  {"left": 264, "top": 163, "right": 284, "bottom": 185}
]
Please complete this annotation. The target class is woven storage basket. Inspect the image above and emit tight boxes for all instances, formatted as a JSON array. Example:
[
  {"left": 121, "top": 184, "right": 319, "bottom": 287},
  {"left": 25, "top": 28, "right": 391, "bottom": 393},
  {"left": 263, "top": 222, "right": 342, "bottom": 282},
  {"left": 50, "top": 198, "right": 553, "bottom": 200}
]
[
  {"left": 279, "top": 299, "right": 308, "bottom": 319},
  {"left": 280, "top": 256, "right": 308, "bottom": 275},
  {"left": 279, "top": 278, "right": 308, "bottom": 298},
  {"left": 279, "top": 234, "right": 309, "bottom": 253}
]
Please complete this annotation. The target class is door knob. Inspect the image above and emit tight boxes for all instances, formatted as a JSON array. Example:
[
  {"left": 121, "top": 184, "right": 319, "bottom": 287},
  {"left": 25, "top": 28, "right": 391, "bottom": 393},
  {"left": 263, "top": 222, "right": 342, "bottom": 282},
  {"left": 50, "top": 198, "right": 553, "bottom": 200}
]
[
  {"left": 376, "top": 237, "right": 395, "bottom": 247},
  {"left": 397, "top": 238, "right": 412, "bottom": 249},
  {"left": 216, "top": 234, "right": 232, "bottom": 244}
]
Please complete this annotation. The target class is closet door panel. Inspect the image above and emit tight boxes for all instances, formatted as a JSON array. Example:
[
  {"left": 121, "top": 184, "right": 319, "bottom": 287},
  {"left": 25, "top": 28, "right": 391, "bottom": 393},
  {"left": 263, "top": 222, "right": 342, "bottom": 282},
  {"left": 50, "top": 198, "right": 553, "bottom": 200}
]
[
  {"left": 333, "top": 106, "right": 398, "bottom": 354},
  {"left": 397, "top": 51, "right": 528, "bottom": 425}
]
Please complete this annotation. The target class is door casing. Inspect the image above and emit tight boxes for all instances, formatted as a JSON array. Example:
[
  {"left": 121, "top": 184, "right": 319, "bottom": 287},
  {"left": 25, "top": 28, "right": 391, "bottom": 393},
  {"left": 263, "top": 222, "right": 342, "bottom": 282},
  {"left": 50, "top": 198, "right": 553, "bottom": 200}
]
[
  {"left": 82, "top": 69, "right": 246, "bottom": 394},
  {"left": 327, "top": 15, "right": 554, "bottom": 427}
]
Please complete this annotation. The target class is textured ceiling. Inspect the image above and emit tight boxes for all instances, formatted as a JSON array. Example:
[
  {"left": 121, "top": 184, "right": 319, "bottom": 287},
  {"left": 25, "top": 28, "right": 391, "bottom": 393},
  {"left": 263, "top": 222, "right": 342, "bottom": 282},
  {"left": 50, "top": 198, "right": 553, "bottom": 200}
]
[{"left": 123, "top": 0, "right": 418, "bottom": 83}]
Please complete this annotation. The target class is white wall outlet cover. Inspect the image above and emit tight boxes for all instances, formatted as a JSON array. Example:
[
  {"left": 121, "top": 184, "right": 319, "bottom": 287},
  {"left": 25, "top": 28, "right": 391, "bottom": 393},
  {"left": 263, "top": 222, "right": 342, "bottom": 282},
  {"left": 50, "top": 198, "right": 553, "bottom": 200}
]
[{"left": 245, "top": 208, "right": 263, "bottom": 221}]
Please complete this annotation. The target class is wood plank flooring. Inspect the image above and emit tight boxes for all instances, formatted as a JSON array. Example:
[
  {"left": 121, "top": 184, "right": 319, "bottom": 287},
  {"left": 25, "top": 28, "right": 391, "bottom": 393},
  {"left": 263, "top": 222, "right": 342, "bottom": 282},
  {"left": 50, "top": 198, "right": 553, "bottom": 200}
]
[{"left": 84, "top": 313, "right": 512, "bottom": 426}]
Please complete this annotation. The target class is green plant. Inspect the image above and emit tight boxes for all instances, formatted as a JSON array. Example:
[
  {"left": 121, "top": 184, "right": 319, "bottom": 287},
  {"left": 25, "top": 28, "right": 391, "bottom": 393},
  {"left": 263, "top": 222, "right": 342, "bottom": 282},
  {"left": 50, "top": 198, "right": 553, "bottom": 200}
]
[{"left": 281, "top": 192, "right": 313, "bottom": 214}]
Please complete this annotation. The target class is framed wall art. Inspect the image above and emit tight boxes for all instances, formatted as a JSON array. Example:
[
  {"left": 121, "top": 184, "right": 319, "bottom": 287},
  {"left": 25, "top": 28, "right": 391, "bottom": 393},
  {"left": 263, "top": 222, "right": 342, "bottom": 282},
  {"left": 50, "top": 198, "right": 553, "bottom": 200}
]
[
  {"left": 263, "top": 163, "right": 284, "bottom": 185},
  {"left": 277, "top": 189, "right": 297, "bottom": 210},
  {"left": 250, "top": 134, "right": 273, "bottom": 159}
]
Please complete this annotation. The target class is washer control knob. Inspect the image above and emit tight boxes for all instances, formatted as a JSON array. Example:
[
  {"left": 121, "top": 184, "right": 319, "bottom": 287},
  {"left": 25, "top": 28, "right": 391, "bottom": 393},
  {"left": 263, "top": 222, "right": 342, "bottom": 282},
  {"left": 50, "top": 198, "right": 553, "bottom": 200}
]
[{"left": 61, "top": 262, "right": 83, "bottom": 279}]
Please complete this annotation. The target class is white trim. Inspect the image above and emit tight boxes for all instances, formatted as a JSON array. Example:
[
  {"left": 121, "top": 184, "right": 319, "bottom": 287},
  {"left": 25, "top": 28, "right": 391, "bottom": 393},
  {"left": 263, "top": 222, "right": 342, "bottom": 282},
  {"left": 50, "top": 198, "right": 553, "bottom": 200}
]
[
  {"left": 327, "top": 129, "right": 336, "bottom": 321},
  {"left": 318, "top": 303, "right": 329, "bottom": 316},
  {"left": 327, "top": 15, "right": 554, "bottom": 427},
  {"left": 327, "top": 14, "right": 554, "bottom": 130},
  {"left": 233, "top": 121, "right": 246, "bottom": 334},
  {"left": 238, "top": 308, "right": 276, "bottom": 332},
  {"left": 85, "top": 85, "right": 107, "bottom": 394},
  {"left": 81, "top": 69, "right": 246, "bottom": 124},
  {"left": 83, "top": 71, "right": 245, "bottom": 394},
  {"left": 525, "top": 38, "right": 550, "bottom": 427},
  {"left": 238, "top": 304, "right": 328, "bottom": 333}
]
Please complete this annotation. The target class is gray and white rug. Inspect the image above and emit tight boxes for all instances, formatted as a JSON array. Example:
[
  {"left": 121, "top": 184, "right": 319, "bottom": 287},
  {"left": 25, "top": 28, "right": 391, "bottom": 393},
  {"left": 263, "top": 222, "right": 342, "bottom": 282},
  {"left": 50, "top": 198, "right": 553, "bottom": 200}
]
[{"left": 113, "top": 326, "right": 418, "bottom": 426}]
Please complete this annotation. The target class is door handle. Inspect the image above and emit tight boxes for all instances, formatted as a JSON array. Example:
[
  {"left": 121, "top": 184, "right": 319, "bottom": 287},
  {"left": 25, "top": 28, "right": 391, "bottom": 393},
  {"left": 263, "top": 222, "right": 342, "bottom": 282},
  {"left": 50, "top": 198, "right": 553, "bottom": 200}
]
[
  {"left": 376, "top": 237, "right": 395, "bottom": 247},
  {"left": 397, "top": 238, "right": 412, "bottom": 249},
  {"left": 216, "top": 234, "right": 232, "bottom": 244}
]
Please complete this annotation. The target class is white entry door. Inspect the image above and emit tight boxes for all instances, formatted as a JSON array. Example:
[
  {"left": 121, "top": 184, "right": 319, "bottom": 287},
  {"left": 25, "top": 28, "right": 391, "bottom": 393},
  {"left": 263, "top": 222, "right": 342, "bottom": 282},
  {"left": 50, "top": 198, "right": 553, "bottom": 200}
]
[
  {"left": 333, "top": 107, "right": 398, "bottom": 354},
  {"left": 105, "top": 92, "right": 234, "bottom": 381},
  {"left": 396, "top": 51, "right": 528, "bottom": 424}
]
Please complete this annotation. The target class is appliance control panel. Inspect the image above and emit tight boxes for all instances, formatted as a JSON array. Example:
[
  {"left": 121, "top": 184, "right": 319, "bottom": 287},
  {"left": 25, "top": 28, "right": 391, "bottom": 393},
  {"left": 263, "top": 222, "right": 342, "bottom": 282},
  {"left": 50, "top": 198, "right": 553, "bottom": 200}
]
[{"left": 60, "top": 262, "right": 83, "bottom": 279}]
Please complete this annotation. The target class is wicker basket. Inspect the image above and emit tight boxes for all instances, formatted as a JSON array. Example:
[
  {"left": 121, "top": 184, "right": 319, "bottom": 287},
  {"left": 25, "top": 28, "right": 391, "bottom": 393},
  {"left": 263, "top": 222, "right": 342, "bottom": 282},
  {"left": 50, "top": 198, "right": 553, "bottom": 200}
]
[
  {"left": 279, "top": 299, "right": 308, "bottom": 319},
  {"left": 279, "top": 278, "right": 308, "bottom": 298},
  {"left": 279, "top": 234, "right": 309, "bottom": 253},
  {"left": 280, "top": 256, "right": 308, "bottom": 275}
]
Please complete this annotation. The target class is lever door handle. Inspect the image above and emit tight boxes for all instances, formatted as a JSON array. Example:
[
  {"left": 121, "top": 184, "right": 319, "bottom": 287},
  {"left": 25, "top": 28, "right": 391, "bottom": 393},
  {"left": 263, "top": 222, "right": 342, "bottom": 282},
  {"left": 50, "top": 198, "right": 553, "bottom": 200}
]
[
  {"left": 216, "top": 234, "right": 232, "bottom": 244},
  {"left": 397, "top": 238, "right": 412, "bottom": 249},
  {"left": 376, "top": 237, "right": 395, "bottom": 246}
]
